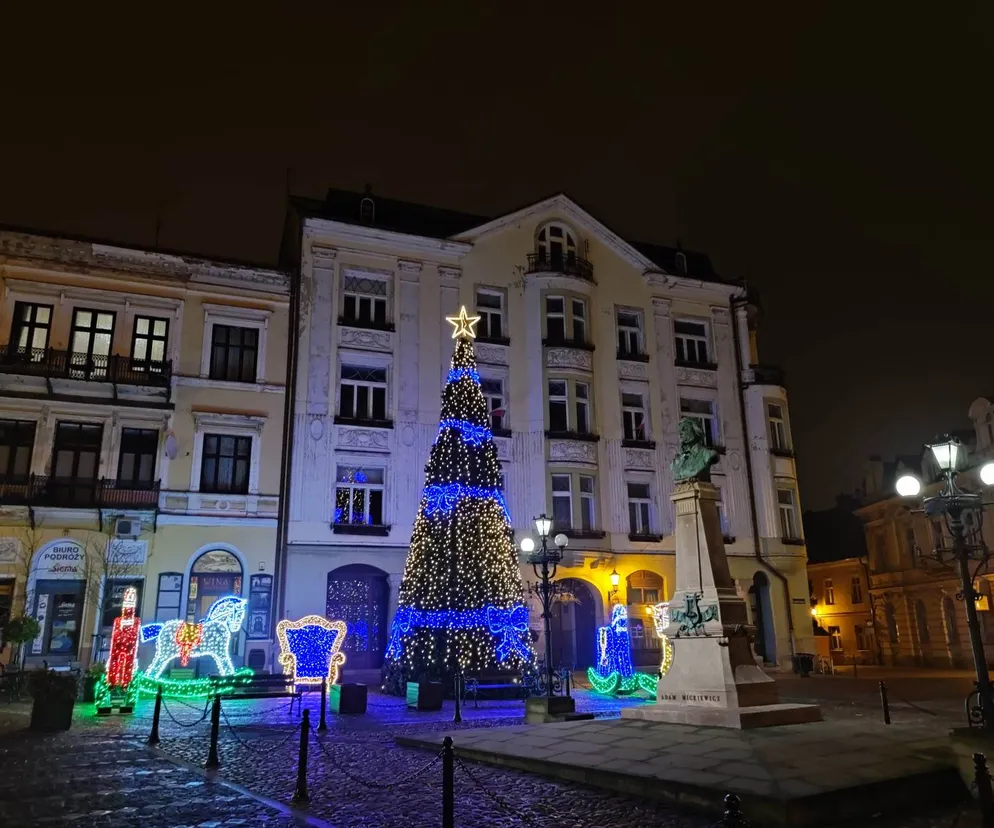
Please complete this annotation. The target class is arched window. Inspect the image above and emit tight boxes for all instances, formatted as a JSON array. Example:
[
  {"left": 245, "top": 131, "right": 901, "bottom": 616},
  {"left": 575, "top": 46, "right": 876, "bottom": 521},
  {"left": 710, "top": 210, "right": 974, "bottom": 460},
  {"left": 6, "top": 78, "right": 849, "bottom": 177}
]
[
  {"left": 360, "top": 196, "right": 375, "bottom": 225},
  {"left": 885, "top": 601, "right": 899, "bottom": 643},
  {"left": 943, "top": 596, "right": 959, "bottom": 645},
  {"left": 674, "top": 251, "right": 688, "bottom": 275},
  {"left": 626, "top": 570, "right": 665, "bottom": 664},
  {"left": 536, "top": 223, "right": 577, "bottom": 269},
  {"left": 187, "top": 548, "right": 243, "bottom": 623},
  {"left": 914, "top": 599, "right": 930, "bottom": 645}
]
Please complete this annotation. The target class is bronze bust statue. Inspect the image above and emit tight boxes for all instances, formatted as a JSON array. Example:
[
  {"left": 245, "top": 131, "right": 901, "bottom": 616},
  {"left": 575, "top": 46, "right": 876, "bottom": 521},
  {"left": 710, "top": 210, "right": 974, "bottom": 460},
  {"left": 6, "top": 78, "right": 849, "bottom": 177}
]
[{"left": 670, "top": 417, "right": 719, "bottom": 483}]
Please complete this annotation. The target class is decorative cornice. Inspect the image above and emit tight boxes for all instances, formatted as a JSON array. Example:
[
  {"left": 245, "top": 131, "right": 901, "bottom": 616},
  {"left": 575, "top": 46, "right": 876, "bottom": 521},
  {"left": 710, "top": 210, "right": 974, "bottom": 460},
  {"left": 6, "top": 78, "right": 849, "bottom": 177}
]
[
  {"left": 397, "top": 259, "right": 423, "bottom": 274},
  {"left": 302, "top": 219, "right": 472, "bottom": 262},
  {"left": 193, "top": 411, "right": 267, "bottom": 434},
  {"left": 438, "top": 266, "right": 462, "bottom": 282},
  {"left": 311, "top": 244, "right": 338, "bottom": 264},
  {"left": 651, "top": 296, "right": 672, "bottom": 312},
  {"left": 202, "top": 302, "right": 272, "bottom": 325}
]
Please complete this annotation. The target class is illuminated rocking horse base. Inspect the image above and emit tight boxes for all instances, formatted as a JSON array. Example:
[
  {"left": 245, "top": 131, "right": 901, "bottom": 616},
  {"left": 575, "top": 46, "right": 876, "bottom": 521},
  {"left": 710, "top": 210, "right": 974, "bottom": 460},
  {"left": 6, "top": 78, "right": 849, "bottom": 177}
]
[{"left": 622, "top": 481, "right": 821, "bottom": 729}]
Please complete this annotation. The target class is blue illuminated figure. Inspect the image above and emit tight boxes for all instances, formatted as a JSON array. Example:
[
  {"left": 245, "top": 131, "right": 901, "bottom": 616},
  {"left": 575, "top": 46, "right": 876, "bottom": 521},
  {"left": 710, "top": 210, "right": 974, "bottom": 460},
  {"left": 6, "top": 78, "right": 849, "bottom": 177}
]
[{"left": 587, "top": 605, "right": 659, "bottom": 696}]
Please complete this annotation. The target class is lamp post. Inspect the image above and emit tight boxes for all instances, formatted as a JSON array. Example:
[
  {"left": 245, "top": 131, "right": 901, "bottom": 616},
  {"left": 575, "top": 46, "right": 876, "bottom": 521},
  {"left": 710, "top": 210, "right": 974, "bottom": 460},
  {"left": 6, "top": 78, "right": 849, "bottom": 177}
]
[
  {"left": 609, "top": 569, "right": 621, "bottom": 604},
  {"left": 520, "top": 514, "right": 568, "bottom": 698},
  {"left": 896, "top": 436, "right": 994, "bottom": 728}
]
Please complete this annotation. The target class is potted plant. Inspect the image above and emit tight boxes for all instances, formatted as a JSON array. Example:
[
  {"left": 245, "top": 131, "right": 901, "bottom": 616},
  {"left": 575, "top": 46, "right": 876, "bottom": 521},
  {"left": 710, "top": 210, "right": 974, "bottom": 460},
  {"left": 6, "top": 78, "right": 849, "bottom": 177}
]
[
  {"left": 28, "top": 669, "right": 79, "bottom": 732},
  {"left": 2, "top": 616, "right": 41, "bottom": 665},
  {"left": 84, "top": 662, "right": 106, "bottom": 703}
]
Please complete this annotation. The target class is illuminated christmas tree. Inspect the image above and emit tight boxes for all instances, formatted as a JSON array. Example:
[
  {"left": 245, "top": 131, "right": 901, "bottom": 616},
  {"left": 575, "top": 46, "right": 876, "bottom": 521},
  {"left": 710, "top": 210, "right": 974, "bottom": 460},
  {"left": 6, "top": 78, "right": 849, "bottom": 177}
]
[{"left": 383, "top": 307, "right": 533, "bottom": 692}]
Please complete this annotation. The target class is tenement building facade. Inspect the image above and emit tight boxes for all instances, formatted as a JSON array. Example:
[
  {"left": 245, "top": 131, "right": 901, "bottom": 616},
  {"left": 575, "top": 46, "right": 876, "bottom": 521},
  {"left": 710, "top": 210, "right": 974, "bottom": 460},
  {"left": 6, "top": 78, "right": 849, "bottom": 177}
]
[
  {"left": 0, "top": 231, "right": 288, "bottom": 670},
  {"left": 280, "top": 189, "right": 815, "bottom": 675}
]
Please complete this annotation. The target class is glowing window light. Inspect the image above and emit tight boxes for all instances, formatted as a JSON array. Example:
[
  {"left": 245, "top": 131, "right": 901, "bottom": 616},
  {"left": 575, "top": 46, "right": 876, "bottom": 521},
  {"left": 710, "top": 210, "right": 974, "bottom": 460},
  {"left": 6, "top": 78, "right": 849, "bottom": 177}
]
[{"left": 276, "top": 615, "right": 348, "bottom": 686}]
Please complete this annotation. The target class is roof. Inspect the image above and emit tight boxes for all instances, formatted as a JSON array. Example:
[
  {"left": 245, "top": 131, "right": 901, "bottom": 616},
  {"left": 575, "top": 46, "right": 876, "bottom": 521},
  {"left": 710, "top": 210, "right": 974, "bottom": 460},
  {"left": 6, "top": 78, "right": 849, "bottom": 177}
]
[{"left": 293, "top": 188, "right": 723, "bottom": 281}]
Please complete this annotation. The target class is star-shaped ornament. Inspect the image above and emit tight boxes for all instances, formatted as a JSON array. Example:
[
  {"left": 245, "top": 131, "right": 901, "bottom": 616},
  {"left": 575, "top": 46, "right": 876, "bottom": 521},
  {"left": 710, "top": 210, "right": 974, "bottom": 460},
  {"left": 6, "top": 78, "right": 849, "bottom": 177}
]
[{"left": 446, "top": 306, "right": 481, "bottom": 339}]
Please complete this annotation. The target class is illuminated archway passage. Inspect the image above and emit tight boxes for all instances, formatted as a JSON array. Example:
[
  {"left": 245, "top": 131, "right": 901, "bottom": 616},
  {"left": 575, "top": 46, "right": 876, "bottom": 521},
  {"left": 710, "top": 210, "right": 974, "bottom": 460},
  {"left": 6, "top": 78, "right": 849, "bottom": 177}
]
[
  {"left": 586, "top": 604, "right": 667, "bottom": 696},
  {"left": 277, "top": 615, "right": 347, "bottom": 685}
]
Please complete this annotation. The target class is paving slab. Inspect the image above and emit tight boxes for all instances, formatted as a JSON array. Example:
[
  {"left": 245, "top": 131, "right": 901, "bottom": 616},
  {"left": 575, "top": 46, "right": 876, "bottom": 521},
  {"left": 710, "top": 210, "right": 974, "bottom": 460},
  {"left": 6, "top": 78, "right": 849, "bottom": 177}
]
[{"left": 396, "top": 718, "right": 969, "bottom": 826}]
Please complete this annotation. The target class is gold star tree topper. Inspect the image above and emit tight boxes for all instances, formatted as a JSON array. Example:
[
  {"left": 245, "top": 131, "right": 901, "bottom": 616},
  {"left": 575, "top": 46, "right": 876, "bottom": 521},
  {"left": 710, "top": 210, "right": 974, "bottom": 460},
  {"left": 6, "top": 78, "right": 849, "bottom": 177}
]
[{"left": 446, "top": 306, "right": 481, "bottom": 339}]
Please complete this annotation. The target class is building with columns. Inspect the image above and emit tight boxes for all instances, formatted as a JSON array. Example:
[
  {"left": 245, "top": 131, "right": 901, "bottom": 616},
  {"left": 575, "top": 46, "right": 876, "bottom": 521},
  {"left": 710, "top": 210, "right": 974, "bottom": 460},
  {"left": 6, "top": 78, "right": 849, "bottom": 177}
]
[
  {"left": 0, "top": 230, "right": 289, "bottom": 671},
  {"left": 279, "top": 189, "right": 814, "bottom": 675}
]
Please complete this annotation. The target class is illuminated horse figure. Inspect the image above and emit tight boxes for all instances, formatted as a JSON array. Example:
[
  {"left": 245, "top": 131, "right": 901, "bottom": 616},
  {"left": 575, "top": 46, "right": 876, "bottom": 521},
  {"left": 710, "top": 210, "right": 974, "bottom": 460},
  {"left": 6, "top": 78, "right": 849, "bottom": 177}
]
[
  {"left": 586, "top": 604, "right": 660, "bottom": 696},
  {"left": 142, "top": 596, "right": 247, "bottom": 679}
]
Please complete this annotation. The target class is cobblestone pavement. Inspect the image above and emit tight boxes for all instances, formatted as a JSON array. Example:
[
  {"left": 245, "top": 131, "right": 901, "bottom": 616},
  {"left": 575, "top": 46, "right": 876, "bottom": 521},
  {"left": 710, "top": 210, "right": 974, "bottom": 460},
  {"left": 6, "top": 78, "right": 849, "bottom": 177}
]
[{"left": 0, "top": 685, "right": 985, "bottom": 827}]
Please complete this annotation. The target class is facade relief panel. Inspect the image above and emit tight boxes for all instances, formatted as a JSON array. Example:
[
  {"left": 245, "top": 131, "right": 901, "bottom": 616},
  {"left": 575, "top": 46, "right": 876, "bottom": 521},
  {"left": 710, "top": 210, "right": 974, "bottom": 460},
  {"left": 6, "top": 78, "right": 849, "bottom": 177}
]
[
  {"left": 545, "top": 348, "right": 592, "bottom": 372},
  {"left": 338, "top": 326, "right": 394, "bottom": 353},
  {"left": 336, "top": 426, "right": 391, "bottom": 453},
  {"left": 548, "top": 439, "right": 598, "bottom": 465}
]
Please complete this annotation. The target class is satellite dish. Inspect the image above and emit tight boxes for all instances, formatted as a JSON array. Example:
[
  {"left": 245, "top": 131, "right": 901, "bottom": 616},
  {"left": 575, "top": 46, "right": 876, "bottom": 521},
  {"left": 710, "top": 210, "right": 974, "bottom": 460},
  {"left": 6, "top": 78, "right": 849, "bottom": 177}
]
[{"left": 164, "top": 432, "right": 178, "bottom": 460}]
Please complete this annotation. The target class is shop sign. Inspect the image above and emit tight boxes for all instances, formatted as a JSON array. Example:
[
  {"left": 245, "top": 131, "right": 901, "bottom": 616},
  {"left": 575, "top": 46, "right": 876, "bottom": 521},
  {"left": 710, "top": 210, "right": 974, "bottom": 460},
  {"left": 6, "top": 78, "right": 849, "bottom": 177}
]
[
  {"left": 35, "top": 541, "right": 86, "bottom": 580},
  {"left": 32, "top": 594, "right": 50, "bottom": 653}
]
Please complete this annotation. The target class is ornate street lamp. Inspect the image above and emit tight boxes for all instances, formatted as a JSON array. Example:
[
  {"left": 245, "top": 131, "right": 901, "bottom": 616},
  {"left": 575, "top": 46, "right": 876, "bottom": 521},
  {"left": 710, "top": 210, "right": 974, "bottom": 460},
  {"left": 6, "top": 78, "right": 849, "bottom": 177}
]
[
  {"left": 896, "top": 436, "right": 994, "bottom": 728},
  {"left": 520, "top": 514, "right": 569, "bottom": 698},
  {"left": 609, "top": 569, "right": 621, "bottom": 603}
]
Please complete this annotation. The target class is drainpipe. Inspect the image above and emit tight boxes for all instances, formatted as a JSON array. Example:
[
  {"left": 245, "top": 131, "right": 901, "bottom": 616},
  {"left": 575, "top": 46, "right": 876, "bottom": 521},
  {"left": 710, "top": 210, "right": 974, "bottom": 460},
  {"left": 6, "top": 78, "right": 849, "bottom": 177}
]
[
  {"left": 860, "top": 555, "right": 884, "bottom": 665},
  {"left": 731, "top": 296, "right": 796, "bottom": 664},
  {"left": 274, "top": 249, "right": 301, "bottom": 633}
]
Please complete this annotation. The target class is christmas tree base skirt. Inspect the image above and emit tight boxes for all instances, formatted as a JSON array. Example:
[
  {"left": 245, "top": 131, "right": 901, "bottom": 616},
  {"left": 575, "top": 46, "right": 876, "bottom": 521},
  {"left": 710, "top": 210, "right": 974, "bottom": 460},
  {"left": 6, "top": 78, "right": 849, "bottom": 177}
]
[
  {"left": 406, "top": 680, "right": 444, "bottom": 711},
  {"left": 330, "top": 683, "right": 367, "bottom": 714}
]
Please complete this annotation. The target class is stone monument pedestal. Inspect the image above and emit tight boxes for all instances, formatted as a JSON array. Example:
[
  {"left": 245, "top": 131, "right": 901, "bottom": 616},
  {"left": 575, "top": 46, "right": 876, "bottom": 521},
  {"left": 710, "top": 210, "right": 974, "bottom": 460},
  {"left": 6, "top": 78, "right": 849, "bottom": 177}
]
[
  {"left": 526, "top": 694, "right": 577, "bottom": 724},
  {"left": 623, "top": 481, "right": 820, "bottom": 730}
]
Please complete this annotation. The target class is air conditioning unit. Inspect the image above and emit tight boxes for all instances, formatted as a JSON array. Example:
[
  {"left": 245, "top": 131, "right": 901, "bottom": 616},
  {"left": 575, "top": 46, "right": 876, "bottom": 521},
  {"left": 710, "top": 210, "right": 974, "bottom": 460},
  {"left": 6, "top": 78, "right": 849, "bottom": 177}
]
[{"left": 114, "top": 518, "right": 140, "bottom": 539}]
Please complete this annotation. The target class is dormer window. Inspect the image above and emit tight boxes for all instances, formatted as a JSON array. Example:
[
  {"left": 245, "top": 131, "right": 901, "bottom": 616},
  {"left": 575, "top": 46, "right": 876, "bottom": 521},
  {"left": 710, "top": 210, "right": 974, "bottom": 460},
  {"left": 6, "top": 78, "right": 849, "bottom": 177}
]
[
  {"left": 674, "top": 251, "right": 688, "bottom": 275},
  {"left": 537, "top": 223, "right": 577, "bottom": 269},
  {"left": 360, "top": 196, "right": 375, "bottom": 225}
]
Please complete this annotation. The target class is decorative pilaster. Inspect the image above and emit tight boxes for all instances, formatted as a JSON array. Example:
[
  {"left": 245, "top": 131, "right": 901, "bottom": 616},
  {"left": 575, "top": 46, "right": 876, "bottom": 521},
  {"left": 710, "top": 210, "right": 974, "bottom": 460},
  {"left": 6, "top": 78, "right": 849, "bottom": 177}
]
[
  {"left": 307, "top": 245, "right": 337, "bottom": 416},
  {"left": 397, "top": 264, "right": 421, "bottom": 422},
  {"left": 652, "top": 297, "right": 678, "bottom": 535},
  {"left": 437, "top": 265, "right": 460, "bottom": 390}
]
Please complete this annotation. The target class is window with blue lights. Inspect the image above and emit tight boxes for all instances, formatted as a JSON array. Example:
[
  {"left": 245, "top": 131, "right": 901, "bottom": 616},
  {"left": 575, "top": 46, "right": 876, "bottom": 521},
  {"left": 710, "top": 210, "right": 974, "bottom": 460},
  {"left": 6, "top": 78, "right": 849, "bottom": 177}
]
[{"left": 334, "top": 466, "right": 385, "bottom": 529}]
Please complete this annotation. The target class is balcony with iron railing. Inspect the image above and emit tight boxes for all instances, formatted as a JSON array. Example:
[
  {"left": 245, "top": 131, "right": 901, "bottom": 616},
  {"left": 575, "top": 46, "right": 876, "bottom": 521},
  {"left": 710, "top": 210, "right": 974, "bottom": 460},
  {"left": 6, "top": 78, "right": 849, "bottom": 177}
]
[
  {"left": 0, "top": 475, "right": 161, "bottom": 509},
  {"left": 0, "top": 346, "right": 172, "bottom": 388},
  {"left": 526, "top": 252, "right": 594, "bottom": 282}
]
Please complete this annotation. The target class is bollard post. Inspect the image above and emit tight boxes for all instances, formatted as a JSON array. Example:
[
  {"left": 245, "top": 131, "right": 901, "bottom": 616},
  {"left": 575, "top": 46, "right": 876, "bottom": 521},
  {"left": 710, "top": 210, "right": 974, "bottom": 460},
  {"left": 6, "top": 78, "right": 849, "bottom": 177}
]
[
  {"left": 442, "top": 736, "right": 454, "bottom": 828},
  {"left": 453, "top": 673, "right": 462, "bottom": 723},
  {"left": 974, "top": 753, "right": 994, "bottom": 828},
  {"left": 205, "top": 694, "right": 222, "bottom": 770},
  {"left": 717, "top": 793, "right": 748, "bottom": 827},
  {"left": 292, "top": 709, "right": 310, "bottom": 804},
  {"left": 318, "top": 678, "right": 328, "bottom": 732},
  {"left": 879, "top": 681, "right": 891, "bottom": 725},
  {"left": 147, "top": 684, "right": 163, "bottom": 746}
]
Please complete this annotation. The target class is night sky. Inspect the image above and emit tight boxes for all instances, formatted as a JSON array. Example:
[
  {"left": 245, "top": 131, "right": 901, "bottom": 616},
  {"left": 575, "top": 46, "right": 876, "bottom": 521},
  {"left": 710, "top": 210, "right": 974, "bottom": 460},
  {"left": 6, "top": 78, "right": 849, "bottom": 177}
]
[{"left": 1, "top": 6, "right": 989, "bottom": 509}]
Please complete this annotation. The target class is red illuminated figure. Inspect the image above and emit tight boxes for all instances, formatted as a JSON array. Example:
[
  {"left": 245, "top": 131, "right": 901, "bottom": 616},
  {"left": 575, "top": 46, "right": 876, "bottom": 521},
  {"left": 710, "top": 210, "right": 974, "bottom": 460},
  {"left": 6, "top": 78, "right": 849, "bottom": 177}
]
[{"left": 107, "top": 587, "right": 140, "bottom": 689}]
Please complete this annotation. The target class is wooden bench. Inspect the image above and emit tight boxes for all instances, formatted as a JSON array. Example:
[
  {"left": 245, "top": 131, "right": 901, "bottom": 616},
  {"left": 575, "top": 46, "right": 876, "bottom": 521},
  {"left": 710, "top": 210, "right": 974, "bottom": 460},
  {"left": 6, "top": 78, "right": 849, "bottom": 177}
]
[
  {"left": 209, "top": 673, "right": 302, "bottom": 712},
  {"left": 462, "top": 675, "right": 530, "bottom": 707}
]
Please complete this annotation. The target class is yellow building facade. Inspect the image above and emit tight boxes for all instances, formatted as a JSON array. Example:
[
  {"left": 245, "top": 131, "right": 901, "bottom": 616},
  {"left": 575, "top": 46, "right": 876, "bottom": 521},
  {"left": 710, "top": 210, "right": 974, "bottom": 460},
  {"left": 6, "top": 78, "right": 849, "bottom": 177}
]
[
  {"left": 808, "top": 557, "right": 875, "bottom": 666},
  {"left": 0, "top": 231, "right": 288, "bottom": 672},
  {"left": 281, "top": 190, "right": 815, "bottom": 674}
]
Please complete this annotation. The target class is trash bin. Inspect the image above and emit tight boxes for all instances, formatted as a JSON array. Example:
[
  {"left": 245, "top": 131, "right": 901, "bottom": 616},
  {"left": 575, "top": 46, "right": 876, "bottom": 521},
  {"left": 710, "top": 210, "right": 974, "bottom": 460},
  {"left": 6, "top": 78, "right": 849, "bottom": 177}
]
[{"left": 795, "top": 653, "right": 814, "bottom": 677}]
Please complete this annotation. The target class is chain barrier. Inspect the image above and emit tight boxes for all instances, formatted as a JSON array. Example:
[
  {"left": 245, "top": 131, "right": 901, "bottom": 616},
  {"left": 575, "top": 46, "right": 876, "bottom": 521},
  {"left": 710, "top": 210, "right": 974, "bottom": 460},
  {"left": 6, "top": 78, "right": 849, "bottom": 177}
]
[
  {"left": 160, "top": 697, "right": 210, "bottom": 728},
  {"left": 219, "top": 705, "right": 301, "bottom": 754},
  {"left": 454, "top": 754, "right": 545, "bottom": 827},
  {"left": 309, "top": 724, "right": 444, "bottom": 790},
  {"left": 219, "top": 694, "right": 299, "bottom": 720},
  {"left": 892, "top": 695, "right": 939, "bottom": 717}
]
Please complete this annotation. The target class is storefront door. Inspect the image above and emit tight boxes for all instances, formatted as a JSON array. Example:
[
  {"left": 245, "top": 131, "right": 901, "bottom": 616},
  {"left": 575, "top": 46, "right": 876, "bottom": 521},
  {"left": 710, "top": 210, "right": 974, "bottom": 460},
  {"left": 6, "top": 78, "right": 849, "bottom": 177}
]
[{"left": 32, "top": 579, "right": 86, "bottom": 659}]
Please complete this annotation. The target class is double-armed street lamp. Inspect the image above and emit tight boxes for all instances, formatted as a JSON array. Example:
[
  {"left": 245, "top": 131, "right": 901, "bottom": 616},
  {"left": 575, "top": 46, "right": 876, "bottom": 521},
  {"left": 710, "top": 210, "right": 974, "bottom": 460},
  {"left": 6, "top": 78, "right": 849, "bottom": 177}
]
[
  {"left": 519, "top": 514, "right": 568, "bottom": 698},
  {"left": 896, "top": 437, "right": 994, "bottom": 728}
]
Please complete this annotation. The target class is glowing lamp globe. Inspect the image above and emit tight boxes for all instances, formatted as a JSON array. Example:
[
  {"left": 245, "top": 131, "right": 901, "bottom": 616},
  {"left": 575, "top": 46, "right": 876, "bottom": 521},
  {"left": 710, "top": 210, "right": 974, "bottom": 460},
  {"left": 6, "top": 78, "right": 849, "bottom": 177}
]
[
  {"left": 895, "top": 474, "right": 922, "bottom": 497},
  {"left": 981, "top": 462, "right": 994, "bottom": 487},
  {"left": 534, "top": 516, "right": 552, "bottom": 538},
  {"left": 610, "top": 569, "right": 620, "bottom": 588},
  {"left": 554, "top": 533, "right": 569, "bottom": 549},
  {"left": 519, "top": 537, "right": 536, "bottom": 554},
  {"left": 928, "top": 438, "right": 961, "bottom": 472}
]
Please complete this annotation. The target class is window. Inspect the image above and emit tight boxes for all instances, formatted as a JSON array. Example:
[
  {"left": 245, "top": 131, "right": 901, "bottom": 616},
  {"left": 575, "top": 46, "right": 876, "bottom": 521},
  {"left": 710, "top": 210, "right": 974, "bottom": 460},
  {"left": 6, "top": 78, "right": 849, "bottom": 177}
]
[
  {"left": 680, "top": 398, "right": 718, "bottom": 447},
  {"left": 131, "top": 316, "right": 169, "bottom": 370},
  {"left": 575, "top": 382, "right": 590, "bottom": 434},
  {"left": 481, "top": 378, "right": 507, "bottom": 432},
  {"left": 572, "top": 299, "right": 587, "bottom": 344},
  {"left": 52, "top": 421, "right": 102, "bottom": 487},
  {"left": 342, "top": 272, "right": 389, "bottom": 328},
  {"left": 778, "top": 488, "right": 800, "bottom": 540},
  {"left": 536, "top": 223, "right": 577, "bottom": 268},
  {"left": 823, "top": 579, "right": 835, "bottom": 605},
  {"left": 0, "top": 578, "right": 13, "bottom": 633},
  {"left": 117, "top": 428, "right": 158, "bottom": 485},
  {"left": 334, "top": 466, "right": 385, "bottom": 526},
  {"left": 548, "top": 380, "right": 569, "bottom": 431},
  {"left": 906, "top": 525, "right": 919, "bottom": 559},
  {"left": 828, "top": 625, "right": 842, "bottom": 651},
  {"left": 943, "top": 596, "right": 959, "bottom": 645},
  {"left": 200, "top": 434, "right": 251, "bottom": 494},
  {"left": 674, "top": 319, "right": 710, "bottom": 365},
  {"left": 617, "top": 309, "right": 643, "bottom": 357},
  {"left": 551, "top": 474, "right": 572, "bottom": 528},
  {"left": 850, "top": 574, "right": 864, "bottom": 604},
  {"left": 154, "top": 573, "right": 183, "bottom": 623},
  {"left": 545, "top": 296, "right": 566, "bottom": 341},
  {"left": 931, "top": 519, "right": 946, "bottom": 550},
  {"left": 209, "top": 325, "right": 258, "bottom": 383},
  {"left": 69, "top": 308, "right": 115, "bottom": 379},
  {"left": 885, "top": 601, "right": 899, "bottom": 644},
  {"left": 0, "top": 419, "right": 35, "bottom": 481},
  {"left": 476, "top": 289, "right": 505, "bottom": 341},
  {"left": 340, "top": 366, "right": 388, "bottom": 422},
  {"left": 768, "top": 403, "right": 789, "bottom": 452},
  {"left": 579, "top": 475, "right": 596, "bottom": 531},
  {"left": 622, "top": 393, "right": 648, "bottom": 442},
  {"left": 627, "top": 481, "right": 652, "bottom": 535},
  {"left": 915, "top": 600, "right": 930, "bottom": 645},
  {"left": 101, "top": 579, "right": 144, "bottom": 629},
  {"left": 10, "top": 302, "right": 53, "bottom": 357},
  {"left": 716, "top": 486, "right": 730, "bottom": 536},
  {"left": 855, "top": 625, "right": 868, "bottom": 651},
  {"left": 627, "top": 570, "right": 663, "bottom": 605},
  {"left": 674, "top": 251, "right": 688, "bottom": 275}
]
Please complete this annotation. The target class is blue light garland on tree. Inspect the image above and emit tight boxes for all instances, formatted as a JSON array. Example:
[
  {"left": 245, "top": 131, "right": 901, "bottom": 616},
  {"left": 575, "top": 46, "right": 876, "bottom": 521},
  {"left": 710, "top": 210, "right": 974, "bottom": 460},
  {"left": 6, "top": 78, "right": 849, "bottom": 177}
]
[{"left": 383, "top": 307, "right": 534, "bottom": 692}]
